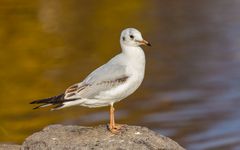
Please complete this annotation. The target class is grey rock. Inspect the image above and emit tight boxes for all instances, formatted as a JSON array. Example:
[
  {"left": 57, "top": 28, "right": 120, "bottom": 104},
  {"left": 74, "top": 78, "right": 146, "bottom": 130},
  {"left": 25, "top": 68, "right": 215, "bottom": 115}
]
[
  {"left": 21, "top": 124, "right": 185, "bottom": 150},
  {"left": 0, "top": 144, "right": 21, "bottom": 150}
]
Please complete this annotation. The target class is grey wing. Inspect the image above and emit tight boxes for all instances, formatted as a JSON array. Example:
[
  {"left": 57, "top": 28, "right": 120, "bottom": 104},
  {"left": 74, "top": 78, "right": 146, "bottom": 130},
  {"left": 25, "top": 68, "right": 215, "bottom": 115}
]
[{"left": 64, "top": 63, "right": 129, "bottom": 99}]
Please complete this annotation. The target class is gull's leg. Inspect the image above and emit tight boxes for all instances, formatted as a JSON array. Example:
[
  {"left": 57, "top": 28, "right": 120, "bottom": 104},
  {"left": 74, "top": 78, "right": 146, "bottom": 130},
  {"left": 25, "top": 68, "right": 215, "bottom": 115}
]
[
  {"left": 108, "top": 103, "right": 123, "bottom": 133},
  {"left": 112, "top": 105, "right": 124, "bottom": 130},
  {"left": 109, "top": 104, "right": 114, "bottom": 131}
]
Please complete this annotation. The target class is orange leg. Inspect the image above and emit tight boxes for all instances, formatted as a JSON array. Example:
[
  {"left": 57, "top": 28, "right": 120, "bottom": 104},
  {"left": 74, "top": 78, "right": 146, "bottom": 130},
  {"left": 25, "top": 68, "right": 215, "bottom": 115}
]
[{"left": 109, "top": 104, "right": 124, "bottom": 133}]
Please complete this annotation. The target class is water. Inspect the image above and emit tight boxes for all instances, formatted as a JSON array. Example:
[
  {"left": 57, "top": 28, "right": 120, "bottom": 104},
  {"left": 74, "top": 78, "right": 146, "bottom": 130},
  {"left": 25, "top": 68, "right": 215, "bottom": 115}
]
[{"left": 0, "top": 0, "right": 240, "bottom": 149}]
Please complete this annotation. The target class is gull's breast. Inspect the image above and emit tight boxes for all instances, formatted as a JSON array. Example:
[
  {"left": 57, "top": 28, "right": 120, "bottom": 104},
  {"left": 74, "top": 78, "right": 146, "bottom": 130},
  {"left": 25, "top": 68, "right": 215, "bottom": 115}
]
[
  {"left": 95, "top": 66, "right": 145, "bottom": 102},
  {"left": 94, "top": 49, "right": 146, "bottom": 104}
]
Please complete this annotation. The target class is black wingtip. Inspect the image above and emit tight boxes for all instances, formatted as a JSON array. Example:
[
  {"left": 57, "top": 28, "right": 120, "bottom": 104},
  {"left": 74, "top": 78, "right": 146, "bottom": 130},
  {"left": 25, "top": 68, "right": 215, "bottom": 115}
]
[
  {"left": 30, "top": 94, "right": 65, "bottom": 105},
  {"left": 30, "top": 101, "right": 36, "bottom": 104},
  {"left": 32, "top": 103, "right": 42, "bottom": 109},
  {"left": 33, "top": 106, "right": 39, "bottom": 110},
  {"left": 32, "top": 104, "right": 42, "bottom": 109},
  {"left": 29, "top": 94, "right": 76, "bottom": 110}
]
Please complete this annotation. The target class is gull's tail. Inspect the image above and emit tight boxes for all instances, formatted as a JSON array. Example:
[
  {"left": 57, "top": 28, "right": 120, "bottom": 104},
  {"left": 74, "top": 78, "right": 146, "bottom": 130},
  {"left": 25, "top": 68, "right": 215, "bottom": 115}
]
[{"left": 30, "top": 94, "right": 69, "bottom": 110}]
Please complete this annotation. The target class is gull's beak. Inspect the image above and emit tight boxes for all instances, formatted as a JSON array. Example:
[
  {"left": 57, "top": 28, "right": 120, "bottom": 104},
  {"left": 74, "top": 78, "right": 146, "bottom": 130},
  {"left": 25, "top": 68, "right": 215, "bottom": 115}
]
[{"left": 136, "top": 39, "right": 151, "bottom": 46}]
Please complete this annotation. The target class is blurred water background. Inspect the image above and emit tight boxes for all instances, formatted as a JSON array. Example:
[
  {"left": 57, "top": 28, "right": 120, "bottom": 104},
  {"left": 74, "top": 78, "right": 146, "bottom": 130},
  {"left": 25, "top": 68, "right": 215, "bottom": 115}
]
[{"left": 0, "top": 0, "right": 240, "bottom": 149}]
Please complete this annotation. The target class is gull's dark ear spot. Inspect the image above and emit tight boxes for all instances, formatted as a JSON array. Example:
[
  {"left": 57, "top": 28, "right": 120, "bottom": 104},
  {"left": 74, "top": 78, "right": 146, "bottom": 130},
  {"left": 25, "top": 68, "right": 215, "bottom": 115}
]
[
  {"left": 122, "top": 37, "right": 125, "bottom": 41},
  {"left": 130, "top": 35, "right": 134, "bottom": 39}
]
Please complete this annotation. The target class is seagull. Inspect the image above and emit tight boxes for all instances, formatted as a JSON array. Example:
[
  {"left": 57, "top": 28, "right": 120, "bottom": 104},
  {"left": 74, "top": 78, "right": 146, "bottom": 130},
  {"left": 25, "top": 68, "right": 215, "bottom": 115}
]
[{"left": 30, "top": 28, "right": 151, "bottom": 133}]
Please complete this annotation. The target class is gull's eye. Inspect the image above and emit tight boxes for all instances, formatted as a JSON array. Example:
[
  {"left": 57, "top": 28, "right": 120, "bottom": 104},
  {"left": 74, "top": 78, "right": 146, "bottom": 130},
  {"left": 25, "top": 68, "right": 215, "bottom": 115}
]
[
  {"left": 130, "top": 35, "right": 134, "bottom": 39},
  {"left": 122, "top": 37, "right": 125, "bottom": 41}
]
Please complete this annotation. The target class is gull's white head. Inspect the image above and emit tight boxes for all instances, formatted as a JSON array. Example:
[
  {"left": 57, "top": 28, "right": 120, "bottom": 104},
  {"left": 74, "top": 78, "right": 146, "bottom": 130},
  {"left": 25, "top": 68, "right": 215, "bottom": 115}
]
[{"left": 120, "top": 28, "right": 151, "bottom": 47}]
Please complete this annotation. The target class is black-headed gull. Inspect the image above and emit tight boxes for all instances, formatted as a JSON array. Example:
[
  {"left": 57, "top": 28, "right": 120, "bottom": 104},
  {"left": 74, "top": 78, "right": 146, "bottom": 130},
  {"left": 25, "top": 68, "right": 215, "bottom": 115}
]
[{"left": 30, "top": 28, "right": 151, "bottom": 133}]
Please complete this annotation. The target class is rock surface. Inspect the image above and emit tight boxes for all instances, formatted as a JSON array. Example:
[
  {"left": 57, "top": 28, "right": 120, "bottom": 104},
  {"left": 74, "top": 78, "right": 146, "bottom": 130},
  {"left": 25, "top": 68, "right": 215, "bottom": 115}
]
[{"left": 20, "top": 124, "right": 185, "bottom": 150}]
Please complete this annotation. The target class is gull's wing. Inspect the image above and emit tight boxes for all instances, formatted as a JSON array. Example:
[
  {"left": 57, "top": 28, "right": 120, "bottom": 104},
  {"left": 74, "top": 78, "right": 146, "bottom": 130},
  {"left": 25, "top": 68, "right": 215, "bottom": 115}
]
[
  {"left": 30, "top": 55, "right": 129, "bottom": 109},
  {"left": 64, "top": 63, "right": 129, "bottom": 99}
]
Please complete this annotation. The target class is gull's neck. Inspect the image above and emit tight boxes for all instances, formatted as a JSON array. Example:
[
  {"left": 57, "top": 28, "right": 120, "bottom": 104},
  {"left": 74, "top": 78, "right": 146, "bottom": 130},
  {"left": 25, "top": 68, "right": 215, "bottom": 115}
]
[
  {"left": 120, "top": 44, "right": 146, "bottom": 73},
  {"left": 120, "top": 44, "right": 145, "bottom": 60}
]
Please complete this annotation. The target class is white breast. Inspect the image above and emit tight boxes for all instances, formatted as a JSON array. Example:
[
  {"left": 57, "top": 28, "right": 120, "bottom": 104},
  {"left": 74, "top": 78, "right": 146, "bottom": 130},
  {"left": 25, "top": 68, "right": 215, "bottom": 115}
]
[{"left": 96, "top": 46, "right": 146, "bottom": 103}]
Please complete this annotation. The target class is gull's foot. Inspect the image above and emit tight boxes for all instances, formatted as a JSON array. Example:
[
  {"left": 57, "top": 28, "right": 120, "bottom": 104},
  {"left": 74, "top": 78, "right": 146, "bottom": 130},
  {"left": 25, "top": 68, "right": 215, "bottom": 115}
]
[
  {"left": 108, "top": 124, "right": 125, "bottom": 134},
  {"left": 109, "top": 127, "right": 120, "bottom": 134},
  {"left": 113, "top": 124, "right": 125, "bottom": 130}
]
